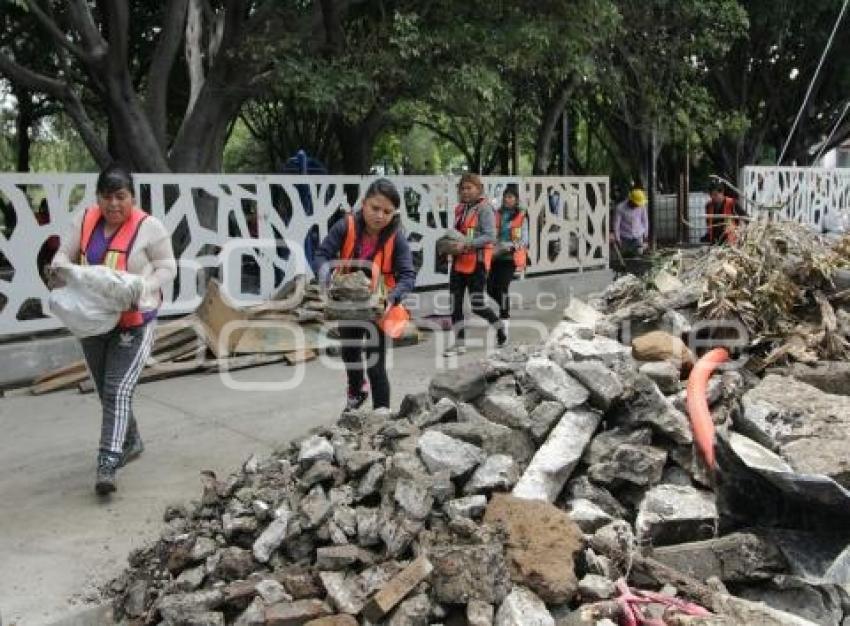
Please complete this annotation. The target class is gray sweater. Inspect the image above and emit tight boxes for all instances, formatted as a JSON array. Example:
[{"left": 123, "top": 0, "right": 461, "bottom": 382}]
[{"left": 455, "top": 198, "right": 496, "bottom": 249}]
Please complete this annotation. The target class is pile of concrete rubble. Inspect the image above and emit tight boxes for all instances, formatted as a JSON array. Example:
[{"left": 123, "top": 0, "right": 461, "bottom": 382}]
[{"left": 107, "top": 302, "right": 850, "bottom": 625}]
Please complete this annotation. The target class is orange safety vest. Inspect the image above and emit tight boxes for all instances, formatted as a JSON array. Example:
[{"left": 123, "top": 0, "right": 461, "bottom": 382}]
[
  {"left": 339, "top": 214, "right": 409, "bottom": 338},
  {"left": 452, "top": 200, "right": 493, "bottom": 274},
  {"left": 494, "top": 208, "right": 528, "bottom": 270},
  {"left": 706, "top": 197, "right": 739, "bottom": 244},
  {"left": 79, "top": 205, "right": 149, "bottom": 329}
]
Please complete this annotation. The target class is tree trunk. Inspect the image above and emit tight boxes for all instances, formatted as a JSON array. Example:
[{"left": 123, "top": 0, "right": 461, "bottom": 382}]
[
  {"left": 334, "top": 108, "right": 385, "bottom": 174},
  {"left": 534, "top": 80, "right": 574, "bottom": 174},
  {"left": 14, "top": 87, "right": 33, "bottom": 172}
]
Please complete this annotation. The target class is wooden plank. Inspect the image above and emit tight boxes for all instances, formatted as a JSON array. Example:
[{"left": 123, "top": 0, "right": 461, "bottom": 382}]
[
  {"left": 31, "top": 369, "right": 90, "bottom": 395},
  {"left": 233, "top": 324, "right": 333, "bottom": 355},
  {"left": 283, "top": 349, "right": 317, "bottom": 364},
  {"left": 208, "top": 353, "right": 287, "bottom": 371},
  {"left": 148, "top": 339, "right": 205, "bottom": 365},
  {"left": 32, "top": 359, "right": 87, "bottom": 386}
]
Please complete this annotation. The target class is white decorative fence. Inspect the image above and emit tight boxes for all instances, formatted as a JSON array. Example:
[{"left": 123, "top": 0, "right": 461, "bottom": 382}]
[
  {"left": 741, "top": 166, "right": 850, "bottom": 231},
  {"left": 0, "top": 174, "right": 609, "bottom": 337}
]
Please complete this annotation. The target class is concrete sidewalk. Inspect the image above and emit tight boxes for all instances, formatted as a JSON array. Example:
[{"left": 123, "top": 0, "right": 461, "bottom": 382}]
[{"left": 0, "top": 272, "right": 610, "bottom": 625}]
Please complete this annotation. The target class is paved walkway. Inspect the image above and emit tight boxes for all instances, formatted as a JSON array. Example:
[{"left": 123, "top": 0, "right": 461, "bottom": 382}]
[{"left": 0, "top": 274, "right": 608, "bottom": 625}]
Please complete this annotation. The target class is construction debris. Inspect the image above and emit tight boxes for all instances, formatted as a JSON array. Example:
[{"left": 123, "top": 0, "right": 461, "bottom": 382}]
[{"left": 95, "top": 217, "right": 850, "bottom": 624}]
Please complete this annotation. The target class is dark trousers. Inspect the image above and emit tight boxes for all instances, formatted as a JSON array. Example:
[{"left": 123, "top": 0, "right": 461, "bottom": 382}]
[
  {"left": 338, "top": 321, "right": 390, "bottom": 409},
  {"left": 449, "top": 265, "right": 499, "bottom": 339},
  {"left": 80, "top": 323, "right": 156, "bottom": 455},
  {"left": 486, "top": 258, "right": 516, "bottom": 319}
]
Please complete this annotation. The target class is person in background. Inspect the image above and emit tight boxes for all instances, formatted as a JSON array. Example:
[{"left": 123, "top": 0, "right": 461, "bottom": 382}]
[
  {"left": 486, "top": 185, "right": 529, "bottom": 340},
  {"left": 613, "top": 186, "right": 649, "bottom": 256},
  {"left": 443, "top": 173, "right": 505, "bottom": 356},
  {"left": 50, "top": 164, "right": 176, "bottom": 496},
  {"left": 705, "top": 182, "right": 746, "bottom": 244},
  {"left": 314, "top": 178, "right": 417, "bottom": 411}
]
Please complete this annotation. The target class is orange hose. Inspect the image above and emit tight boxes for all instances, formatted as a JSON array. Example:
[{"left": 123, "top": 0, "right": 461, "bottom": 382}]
[{"left": 686, "top": 347, "right": 729, "bottom": 470}]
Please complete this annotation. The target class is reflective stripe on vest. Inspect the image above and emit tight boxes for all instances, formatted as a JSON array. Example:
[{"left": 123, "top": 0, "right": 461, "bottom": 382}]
[
  {"left": 340, "top": 214, "right": 397, "bottom": 293},
  {"left": 495, "top": 208, "right": 528, "bottom": 270},
  {"left": 452, "top": 201, "right": 493, "bottom": 274},
  {"left": 79, "top": 205, "right": 149, "bottom": 328}
]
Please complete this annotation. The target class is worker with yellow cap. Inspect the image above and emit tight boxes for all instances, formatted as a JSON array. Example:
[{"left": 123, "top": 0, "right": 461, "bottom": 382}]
[{"left": 613, "top": 186, "right": 649, "bottom": 256}]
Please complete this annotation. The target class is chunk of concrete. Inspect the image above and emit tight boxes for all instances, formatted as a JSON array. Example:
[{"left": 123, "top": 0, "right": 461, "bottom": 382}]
[
  {"left": 528, "top": 401, "right": 566, "bottom": 443},
  {"left": 464, "top": 454, "right": 520, "bottom": 494},
  {"left": 417, "top": 430, "right": 484, "bottom": 477},
  {"left": 566, "top": 498, "right": 614, "bottom": 533},
  {"left": 299, "top": 436, "right": 335, "bottom": 464},
  {"left": 444, "top": 495, "right": 487, "bottom": 519},
  {"left": 635, "top": 485, "right": 717, "bottom": 547},
  {"left": 430, "top": 364, "right": 487, "bottom": 403},
  {"left": 639, "top": 361, "right": 681, "bottom": 394},
  {"left": 587, "top": 444, "right": 667, "bottom": 488},
  {"left": 623, "top": 375, "right": 692, "bottom": 444},
  {"left": 740, "top": 375, "right": 850, "bottom": 486},
  {"left": 563, "top": 361, "right": 625, "bottom": 411},
  {"left": 582, "top": 426, "right": 653, "bottom": 466},
  {"left": 513, "top": 408, "right": 601, "bottom": 502},
  {"left": 478, "top": 394, "right": 531, "bottom": 431},
  {"left": 650, "top": 532, "right": 786, "bottom": 583},
  {"left": 525, "top": 357, "right": 589, "bottom": 409},
  {"left": 253, "top": 505, "right": 291, "bottom": 563},
  {"left": 494, "top": 586, "right": 554, "bottom": 626}
]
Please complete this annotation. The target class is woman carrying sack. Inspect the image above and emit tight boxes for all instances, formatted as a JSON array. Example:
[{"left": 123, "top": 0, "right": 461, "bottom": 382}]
[
  {"left": 487, "top": 185, "right": 529, "bottom": 340},
  {"left": 50, "top": 164, "right": 176, "bottom": 496},
  {"left": 314, "top": 178, "right": 417, "bottom": 411},
  {"left": 443, "top": 173, "right": 505, "bottom": 356}
]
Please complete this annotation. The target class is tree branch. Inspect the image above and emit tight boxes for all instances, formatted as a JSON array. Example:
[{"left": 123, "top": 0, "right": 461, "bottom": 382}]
[
  {"left": 23, "top": 0, "right": 89, "bottom": 62},
  {"left": 65, "top": 0, "right": 107, "bottom": 60},
  {"left": 145, "top": 0, "right": 190, "bottom": 148},
  {"left": 103, "top": 0, "right": 130, "bottom": 72},
  {"left": 0, "top": 51, "right": 110, "bottom": 165}
]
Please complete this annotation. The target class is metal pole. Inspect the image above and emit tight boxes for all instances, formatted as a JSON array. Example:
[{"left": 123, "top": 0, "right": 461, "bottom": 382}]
[
  {"left": 561, "top": 110, "right": 569, "bottom": 175},
  {"left": 648, "top": 126, "right": 658, "bottom": 248}
]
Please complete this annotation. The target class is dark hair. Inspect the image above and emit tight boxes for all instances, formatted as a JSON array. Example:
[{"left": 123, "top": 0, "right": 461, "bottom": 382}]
[
  {"left": 503, "top": 184, "right": 519, "bottom": 199},
  {"left": 364, "top": 178, "right": 401, "bottom": 209},
  {"left": 96, "top": 163, "right": 134, "bottom": 196},
  {"left": 708, "top": 181, "right": 725, "bottom": 194},
  {"left": 459, "top": 172, "right": 483, "bottom": 190}
]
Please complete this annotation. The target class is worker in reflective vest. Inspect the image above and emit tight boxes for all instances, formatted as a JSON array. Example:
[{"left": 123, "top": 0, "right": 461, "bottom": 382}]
[
  {"left": 705, "top": 183, "right": 746, "bottom": 245},
  {"left": 443, "top": 173, "right": 504, "bottom": 357},
  {"left": 50, "top": 164, "right": 176, "bottom": 496},
  {"left": 487, "top": 185, "right": 529, "bottom": 336},
  {"left": 314, "top": 178, "right": 417, "bottom": 411}
]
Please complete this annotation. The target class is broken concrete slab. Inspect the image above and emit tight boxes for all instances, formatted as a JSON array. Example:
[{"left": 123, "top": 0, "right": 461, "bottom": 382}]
[
  {"left": 477, "top": 393, "right": 531, "bottom": 431},
  {"left": 566, "top": 477, "right": 629, "bottom": 520},
  {"left": 527, "top": 400, "right": 566, "bottom": 443},
  {"left": 467, "top": 599, "right": 495, "bottom": 626},
  {"left": 444, "top": 495, "right": 487, "bottom": 519},
  {"left": 582, "top": 426, "right": 653, "bottom": 466},
  {"left": 635, "top": 485, "right": 717, "bottom": 547},
  {"left": 484, "top": 494, "right": 583, "bottom": 604},
  {"left": 394, "top": 479, "right": 435, "bottom": 520},
  {"left": 513, "top": 408, "right": 601, "bottom": 502},
  {"left": 525, "top": 357, "right": 589, "bottom": 409},
  {"left": 587, "top": 443, "right": 667, "bottom": 488},
  {"left": 577, "top": 574, "right": 616, "bottom": 601},
  {"left": 464, "top": 455, "right": 520, "bottom": 494},
  {"left": 417, "top": 430, "right": 485, "bottom": 477},
  {"left": 428, "top": 539, "right": 511, "bottom": 605},
  {"left": 740, "top": 375, "right": 850, "bottom": 487},
  {"left": 562, "top": 361, "right": 625, "bottom": 411},
  {"left": 622, "top": 374, "right": 692, "bottom": 444},
  {"left": 253, "top": 506, "right": 291, "bottom": 563},
  {"left": 494, "top": 586, "right": 554, "bottom": 626},
  {"left": 565, "top": 498, "right": 614, "bottom": 534},
  {"left": 639, "top": 361, "right": 681, "bottom": 395},
  {"left": 649, "top": 533, "right": 786, "bottom": 583},
  {"left": 429, "top": 364, "right": 487, "bottom": 403},
  {"left": 767, "top": 361, "right": 850, "bottom": 396},
  {"left": 434, "top": 407, "right": 535, "bottom": 465},
  {"left": 298, "top": 436, "right": 335, "bottom": 465},
  {"left": 315, "top": 545, "right": 375, "bottom": 570}
]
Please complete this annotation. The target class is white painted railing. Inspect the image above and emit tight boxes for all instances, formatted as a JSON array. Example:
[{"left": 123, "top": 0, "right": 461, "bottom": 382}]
[
  {"left": 0, "top": 174, "right": 610, "bottom": 337},
  {"left": 741, "top": 166, "right": 850, "bottom": 231}
]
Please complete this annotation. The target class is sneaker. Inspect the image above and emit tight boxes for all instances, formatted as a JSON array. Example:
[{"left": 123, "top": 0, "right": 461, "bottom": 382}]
[
  {"left": 496, "top": 322, "right": 508, "bottom": 347},
  {"left": 443, "top": 341, "right": 467, "bottom": 357},
  {"left": 346, "top": 384, "right": 369, "bottom": 410},
  {"left": 95, "top": 452, "right": 121, "bottom": 495},
  {"left": 121, "top": 432, "right": 144, "bottom": 467}
]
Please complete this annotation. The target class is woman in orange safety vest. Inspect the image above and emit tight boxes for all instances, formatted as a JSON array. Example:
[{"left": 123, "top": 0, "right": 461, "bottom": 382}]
[
  {"left": 486, "top": 185, "right": 529, "bottom": 339},
  {"left": 50, "top": 164, "right": 176, "bottom": 496},
  {"left": 314, "top": 178, "right": 417, "bottom": 411},
  {"left": 443, "top": 173, "right": 504, "bottom": 357}
]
